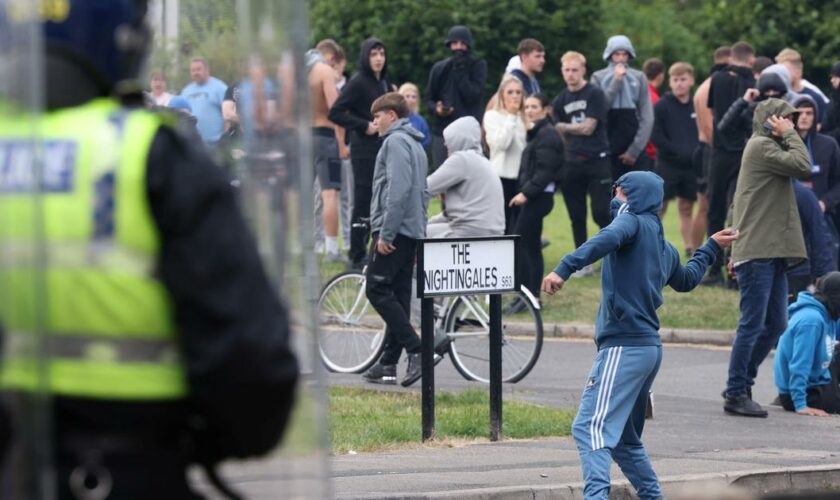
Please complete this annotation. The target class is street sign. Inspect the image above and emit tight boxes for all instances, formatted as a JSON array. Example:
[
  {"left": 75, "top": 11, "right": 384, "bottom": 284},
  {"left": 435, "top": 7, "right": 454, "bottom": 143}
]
[
  {"left": 416, "top": 236, "right": 517, "bottom": 298},
  {"left": 416, "top": 235, "right": 518, "bottom": 442}
]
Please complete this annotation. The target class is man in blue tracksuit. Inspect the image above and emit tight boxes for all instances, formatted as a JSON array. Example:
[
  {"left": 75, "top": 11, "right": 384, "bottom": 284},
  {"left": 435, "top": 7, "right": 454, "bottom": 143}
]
[
  {"left": 542, "top": 171, "right": 738, "bottom": 499},
  {"left": 774, "top": 272, "right": 840, "bottom": 416}
]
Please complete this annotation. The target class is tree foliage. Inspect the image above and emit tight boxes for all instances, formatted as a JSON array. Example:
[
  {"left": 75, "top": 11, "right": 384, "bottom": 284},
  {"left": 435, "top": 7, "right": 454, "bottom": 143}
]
[{"left": 310, "top": 0, "right": 840, "bottom": 100}]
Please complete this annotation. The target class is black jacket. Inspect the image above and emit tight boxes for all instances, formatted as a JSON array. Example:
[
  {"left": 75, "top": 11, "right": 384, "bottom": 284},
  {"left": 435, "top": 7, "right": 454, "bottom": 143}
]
[
  {"left": 708, "top": 64, "right": 755, "bottom": 152},
  {"left": 822, "top": 87, "right": 840, "bottom": 146},
  {"left": 424, "top": 50, "right": 487, "bottom": 135},
  {"left": 518, "top": 118, "right": 564, "bottom": 199},
  {"left": 328, "top": 38, "right": 390, "bottom": 159}
]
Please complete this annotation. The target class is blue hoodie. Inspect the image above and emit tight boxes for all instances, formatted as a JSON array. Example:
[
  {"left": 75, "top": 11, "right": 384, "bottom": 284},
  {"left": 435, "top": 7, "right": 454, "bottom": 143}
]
[
  {"left": 554, "top": 171, "right": 721, "bottom": 348},
  {"left": 774, "top": 292, "right": 837, "bottom": 411}
]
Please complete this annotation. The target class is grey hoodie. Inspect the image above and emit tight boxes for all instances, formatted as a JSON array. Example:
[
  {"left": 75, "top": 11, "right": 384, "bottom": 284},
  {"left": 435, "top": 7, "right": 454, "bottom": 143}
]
[
  {"left": 591, "top": 35, "right": 653, "bottom": 159},
  {"left": 426, "top": 117, "right": 505, "bottom": 236},
  {"left": 370, "top": 118, "right": 429, "bottom": 242}
]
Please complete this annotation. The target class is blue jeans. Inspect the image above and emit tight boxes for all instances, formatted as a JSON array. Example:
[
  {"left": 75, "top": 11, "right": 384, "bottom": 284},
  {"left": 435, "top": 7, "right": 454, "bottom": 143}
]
[{"left": 726, "top": 259, "right": 788, "bottom": 396}]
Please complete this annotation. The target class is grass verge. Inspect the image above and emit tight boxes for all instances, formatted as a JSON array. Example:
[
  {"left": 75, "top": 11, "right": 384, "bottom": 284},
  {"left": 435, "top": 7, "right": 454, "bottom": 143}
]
[
  {"left": 329, "top": 386, "right": 575, "bottom": 454},
  {"left": 318, "top": 194, "right": 740, "bottom": 330}
]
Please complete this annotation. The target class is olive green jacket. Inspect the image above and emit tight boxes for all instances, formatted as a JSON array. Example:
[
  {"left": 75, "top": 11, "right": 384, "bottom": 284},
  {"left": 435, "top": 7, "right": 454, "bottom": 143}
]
[{"left": 730, "top": 98, "right": 811, "bottom": 264}]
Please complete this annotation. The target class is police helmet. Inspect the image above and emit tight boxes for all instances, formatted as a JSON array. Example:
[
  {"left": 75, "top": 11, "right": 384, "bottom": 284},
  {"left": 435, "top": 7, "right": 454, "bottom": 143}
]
[{"left": 44, "top": 0, "right": 151, "bottom": 93}]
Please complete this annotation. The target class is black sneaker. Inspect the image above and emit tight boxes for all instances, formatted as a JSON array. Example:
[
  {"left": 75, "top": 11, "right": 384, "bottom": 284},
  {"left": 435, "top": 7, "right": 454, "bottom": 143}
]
[
  {"left": 362, "top": 362, "right": 397, "bottom": 385},
  {"left": 401, "top": 353, "right": 422, "bottom": 387},
  {"left": 723, "top": 394, "right": 768, "bottom": 418}
]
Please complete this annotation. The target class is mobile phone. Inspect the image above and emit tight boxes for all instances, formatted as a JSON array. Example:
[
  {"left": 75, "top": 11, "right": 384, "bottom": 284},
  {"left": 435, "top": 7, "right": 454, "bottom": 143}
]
[{"left": 762, "top": 119, "right": 774, "bottom": 133}]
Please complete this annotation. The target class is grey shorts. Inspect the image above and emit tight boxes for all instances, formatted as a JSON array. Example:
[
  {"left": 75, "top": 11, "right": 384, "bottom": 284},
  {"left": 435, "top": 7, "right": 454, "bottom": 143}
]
[{"left": 314, "top": 129, "right": 342, "bottom": 191}]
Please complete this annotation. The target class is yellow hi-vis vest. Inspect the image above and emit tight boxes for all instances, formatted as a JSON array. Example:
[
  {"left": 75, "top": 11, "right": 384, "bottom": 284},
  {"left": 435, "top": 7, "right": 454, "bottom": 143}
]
[{"left": 0, "top": 98, "right": 187, "bottom": 400}]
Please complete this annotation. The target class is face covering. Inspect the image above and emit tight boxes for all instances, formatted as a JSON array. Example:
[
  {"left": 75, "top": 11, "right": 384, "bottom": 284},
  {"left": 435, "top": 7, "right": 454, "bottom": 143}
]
[{"left": 610, "top": 197, "right": 627, "bottom": 220}]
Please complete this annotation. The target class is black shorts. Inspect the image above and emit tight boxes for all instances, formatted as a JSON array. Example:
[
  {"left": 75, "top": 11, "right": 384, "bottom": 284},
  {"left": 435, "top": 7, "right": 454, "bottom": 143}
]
[
  {"left": 694, "top": 143, "right": 711, "bottom": 195},
  {"left": 657, "top": 161, "right": 697, "bottom": 202},
  {"left": 313, "top": 128, "right": 342, "bottom": 191}
]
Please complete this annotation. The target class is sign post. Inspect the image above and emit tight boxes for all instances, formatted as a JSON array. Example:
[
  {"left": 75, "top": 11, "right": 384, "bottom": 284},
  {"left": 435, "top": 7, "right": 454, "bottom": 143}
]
[{"left": 416, "top": 236, "right": 518, "bottom": 442}]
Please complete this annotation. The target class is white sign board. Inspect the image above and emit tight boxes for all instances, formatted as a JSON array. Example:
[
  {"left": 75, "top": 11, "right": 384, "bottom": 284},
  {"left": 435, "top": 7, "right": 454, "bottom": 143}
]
[{"left": 417, "top": 237, "right": 517, "bottom": 298}]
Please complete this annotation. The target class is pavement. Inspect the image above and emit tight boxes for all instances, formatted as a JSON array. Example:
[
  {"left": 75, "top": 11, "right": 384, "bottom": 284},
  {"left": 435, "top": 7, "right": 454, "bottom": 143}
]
[{"left": 326, "top": 339, "right": 840, "bottom": 500}]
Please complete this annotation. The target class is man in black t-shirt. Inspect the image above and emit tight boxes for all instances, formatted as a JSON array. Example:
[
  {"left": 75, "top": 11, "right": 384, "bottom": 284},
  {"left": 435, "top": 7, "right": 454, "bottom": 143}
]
[
  {"left": 552, "top": 51, "right": 612, "bottom": 267},
  {"left": 705, "top": 41, "right": 756, "bottom": 285}
]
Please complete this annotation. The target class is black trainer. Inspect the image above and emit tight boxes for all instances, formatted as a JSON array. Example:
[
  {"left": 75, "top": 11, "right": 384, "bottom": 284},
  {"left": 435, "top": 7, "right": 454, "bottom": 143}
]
[
  {"left": 723, "top": 393, "right": 768, "bottom": 418},
  {"left": 401, "top": 353, "right": 422, "bottom": 387},
  {"left": 362, "top": 362, "right": 397, "bottom": 385}
]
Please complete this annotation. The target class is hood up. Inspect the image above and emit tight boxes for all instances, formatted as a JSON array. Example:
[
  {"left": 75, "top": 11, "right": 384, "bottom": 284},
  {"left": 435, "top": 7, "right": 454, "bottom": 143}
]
[
  {"left": 443, "top": 116, "right": 482, "bottom": 154},
  {"left": 602, "top": 35, "right": 636, "bottom": 61},
  {"left": 752, "top": 98, "right": 798, "bottom": 136},
  {"left": 357, "top": 37, "right": 387, "bottom": 80},
  {"left": 614, "top": 171, "right": 663, "bottom": 216}
]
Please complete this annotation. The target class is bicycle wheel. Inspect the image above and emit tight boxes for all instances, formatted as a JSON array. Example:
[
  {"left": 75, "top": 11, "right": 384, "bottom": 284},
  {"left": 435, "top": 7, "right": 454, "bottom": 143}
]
[
  {"left": 318, "top": 271, "right": 385, "bottom": 373},
  {"left": 443, "top": 288, "right": 543, "bottom": 383}
]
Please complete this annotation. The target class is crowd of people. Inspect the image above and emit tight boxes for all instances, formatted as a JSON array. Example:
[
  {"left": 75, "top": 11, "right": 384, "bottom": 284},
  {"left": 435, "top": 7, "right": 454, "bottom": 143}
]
[{"left": 146, "top": 29, "right": 840, "bottom": 499}]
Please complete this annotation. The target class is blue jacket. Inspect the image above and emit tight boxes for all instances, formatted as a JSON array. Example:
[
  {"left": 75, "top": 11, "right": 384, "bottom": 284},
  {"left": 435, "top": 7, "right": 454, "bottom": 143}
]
[
  {"left": 408, "top": 112, "right": 431, "bottom": 149},
  {"left": 788, "top": 181, "right": 838, "bottom": 279},
  {"left": 774, "top": 292, "right": 837, "bottom": 411},
  {"left": 554, "top": 171, "right": 720, "bottom": 348}
]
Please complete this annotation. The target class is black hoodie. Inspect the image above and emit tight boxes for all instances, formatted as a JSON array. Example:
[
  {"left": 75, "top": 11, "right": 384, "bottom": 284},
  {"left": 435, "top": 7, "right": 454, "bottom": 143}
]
[
  {"left": 424, "top": 43, "right": 487, "bottom": 135},
  {"left": 328, "top": 38, "right": 391, "bottom": 159}
]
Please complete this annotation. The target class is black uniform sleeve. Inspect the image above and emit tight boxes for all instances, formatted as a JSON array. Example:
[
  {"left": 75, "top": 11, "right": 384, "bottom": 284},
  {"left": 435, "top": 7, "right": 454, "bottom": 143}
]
[{"left": 146, "top": 128, "right": 298, "bottom": 462}]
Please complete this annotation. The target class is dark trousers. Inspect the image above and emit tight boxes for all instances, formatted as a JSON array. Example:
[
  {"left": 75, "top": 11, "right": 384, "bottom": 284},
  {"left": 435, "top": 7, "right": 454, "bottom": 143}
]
[
  {"left": 706, "top": 149, "right": 742, "bottom": 276},
  {"left": 513, "top": 193, "right": 554, "bottom": 298},
  {"left": 560, "top": 157, "right": 612, "bottom": 248},
  {"left": 779, "top": 342, "right": 840, "bottom": 413},
  {"left": 501, "top": 177, "right": 519, "bottom": 234},
  {"left": 431, "top": 134, "right": 447, "bottom": 171},
  {"left": 366, "top": 233, "right": 421, "bottom": 365},
  {"left": 727, "top": 259, "right": 788, "bottom": 396},
  {"left": 610, "top": 151, "right": 652, "bottom": 182},
  {"left": 349, "top": 156, "right": 376, "bottom": 265}
]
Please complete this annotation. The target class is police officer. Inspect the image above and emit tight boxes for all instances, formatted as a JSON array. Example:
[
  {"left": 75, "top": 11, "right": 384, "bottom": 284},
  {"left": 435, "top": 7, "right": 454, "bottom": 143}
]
[{"left": 0, "top": 1, "right": 298, "bottom": 499}]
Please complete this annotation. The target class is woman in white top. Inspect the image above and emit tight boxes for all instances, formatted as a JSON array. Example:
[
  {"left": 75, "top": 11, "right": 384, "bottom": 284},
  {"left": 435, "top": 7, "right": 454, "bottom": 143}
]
[{"left": 483, "top": 75, "right": 527, "bottom": 232}]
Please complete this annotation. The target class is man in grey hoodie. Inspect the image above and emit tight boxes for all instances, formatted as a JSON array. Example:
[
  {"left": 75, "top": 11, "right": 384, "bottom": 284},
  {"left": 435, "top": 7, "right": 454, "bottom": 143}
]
[
  {"left": 591, "top": 35, "right": 654, "bottom": 181},
  {"left": 362, "top": 92, "right": 430, "bottom": 387},
  {"left": 426, "top": 116, "right": 505, "bottom": 237}
]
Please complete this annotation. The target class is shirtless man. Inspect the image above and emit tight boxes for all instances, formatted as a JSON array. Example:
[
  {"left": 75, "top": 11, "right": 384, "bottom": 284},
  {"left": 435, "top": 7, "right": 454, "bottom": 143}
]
[
  {"left": 308, "top": 39, "right": 345, "bottom": 261},
  {"left": 692, "top": 46, "right": 730, "bottom": 255}
]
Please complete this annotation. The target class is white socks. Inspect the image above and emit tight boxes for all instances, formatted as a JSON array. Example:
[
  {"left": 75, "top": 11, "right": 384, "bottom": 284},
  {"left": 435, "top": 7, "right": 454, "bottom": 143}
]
[{"left": 325, "top": 236, "right": 339, "bottom": 254}]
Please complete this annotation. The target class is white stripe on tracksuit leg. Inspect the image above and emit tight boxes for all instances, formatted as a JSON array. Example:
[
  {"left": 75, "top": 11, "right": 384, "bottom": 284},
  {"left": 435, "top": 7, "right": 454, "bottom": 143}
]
[
  {"left": 589, "top": 347, "right": 615, "bottom": 450},
  {"left": 598, "top": 346, "right": 622, "bottom": 448},
  {"left": 593, "top": 347, "right": 620, "bottom": 450},
  {"left": 590, "top": 347, "right": 620, "bottom": 450}
]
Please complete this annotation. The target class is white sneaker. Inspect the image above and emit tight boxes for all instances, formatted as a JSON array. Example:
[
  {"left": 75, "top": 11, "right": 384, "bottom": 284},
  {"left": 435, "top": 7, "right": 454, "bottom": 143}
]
[
  {"left": 314, "top": 241, "right": 325, "bottom": 255},
  {"left": 570, "top": 264, "right": 595, "bottom": 278}
]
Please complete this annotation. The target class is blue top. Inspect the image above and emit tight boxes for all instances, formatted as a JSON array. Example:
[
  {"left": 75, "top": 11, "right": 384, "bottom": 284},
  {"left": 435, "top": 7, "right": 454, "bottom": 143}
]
[
  {"left": 789, "top": 181, "right": 838, "bottom": 279},
  {"left": 408, "top": 112, "right": 431, "bottom": 149},
  {"left": 554, "top": 171, "right": 721, "bottom": 348},
  {"left": 236, "top": 78, "right": 278, "bottom": 142},
  {"left": 774, "top": 292, "right": 837, "bottom": 411},
  {"left": 181, "top": 76, "right": 228, "bottom": 143}
]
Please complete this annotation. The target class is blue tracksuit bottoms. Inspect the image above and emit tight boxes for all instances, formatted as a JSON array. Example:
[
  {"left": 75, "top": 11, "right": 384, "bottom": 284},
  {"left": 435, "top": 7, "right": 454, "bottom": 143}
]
[{"left": 572, "top": 345, "right": 663, "bottom": 500}]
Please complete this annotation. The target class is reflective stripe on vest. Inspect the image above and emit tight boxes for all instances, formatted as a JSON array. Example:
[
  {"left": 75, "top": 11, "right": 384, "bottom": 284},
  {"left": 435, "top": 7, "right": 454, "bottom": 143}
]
[{"left": 0, "top": 98, "right": 187, "bottom": 400}]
